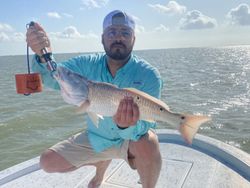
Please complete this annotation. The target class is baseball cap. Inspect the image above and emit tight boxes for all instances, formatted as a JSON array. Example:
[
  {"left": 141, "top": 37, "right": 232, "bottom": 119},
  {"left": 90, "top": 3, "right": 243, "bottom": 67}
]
[{"left": 103, "top": 10, "right": 135, "bottom": 31}]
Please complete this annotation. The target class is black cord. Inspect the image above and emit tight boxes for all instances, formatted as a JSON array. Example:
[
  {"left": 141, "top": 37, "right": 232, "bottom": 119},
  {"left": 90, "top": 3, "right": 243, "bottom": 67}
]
[{"left": 24, "top": 22, "right": 34, "bottom": 96}]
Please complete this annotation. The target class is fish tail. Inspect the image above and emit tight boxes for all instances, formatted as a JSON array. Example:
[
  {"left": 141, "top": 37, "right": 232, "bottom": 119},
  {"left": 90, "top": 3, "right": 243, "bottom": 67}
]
[{"left": 179, "top": 115, "right": 211, "bottom": 144}]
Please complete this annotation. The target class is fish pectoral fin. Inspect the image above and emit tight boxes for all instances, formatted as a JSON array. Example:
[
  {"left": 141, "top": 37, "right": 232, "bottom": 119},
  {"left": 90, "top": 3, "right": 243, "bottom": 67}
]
[
  {"left": 76, "top": 100, "right": 90, "bottom": 114},
  {"left": 144, "top": 119, "right": 156, "bottom": 123},
  {"left": 88, "top": 112, "right": 103, "bottom": 128}
]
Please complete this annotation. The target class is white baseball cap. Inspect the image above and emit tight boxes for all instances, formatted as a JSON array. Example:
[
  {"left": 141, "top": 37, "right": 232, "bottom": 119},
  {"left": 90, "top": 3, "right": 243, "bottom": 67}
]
[{"left": 103, "top": 10, "right": 135, "bottom": 31}]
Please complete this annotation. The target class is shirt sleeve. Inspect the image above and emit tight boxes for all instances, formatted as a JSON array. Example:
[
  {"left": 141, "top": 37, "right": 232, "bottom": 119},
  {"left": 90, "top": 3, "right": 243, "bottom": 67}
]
[
  {"left": 31, "top": 54, "right": 93, "bottom": 90},
  {"left": 31, "top": 55, "right": 60, "bottom": 90},
  {"left": 116, "top": 67, "right": 163, "bottom": 141}
]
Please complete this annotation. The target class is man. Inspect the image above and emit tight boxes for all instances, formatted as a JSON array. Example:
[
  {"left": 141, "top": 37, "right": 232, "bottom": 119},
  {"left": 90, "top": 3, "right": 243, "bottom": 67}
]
[{"left": 26, "top": 10, "right": 162, "bottom": 188}]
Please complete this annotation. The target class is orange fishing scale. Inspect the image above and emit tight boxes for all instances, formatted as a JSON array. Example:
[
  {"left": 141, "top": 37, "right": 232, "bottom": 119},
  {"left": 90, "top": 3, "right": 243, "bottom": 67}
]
[
  {"left": 15, "top": 73, "right": 42, "bottom": 95},
  {"left": 15, "top": 22, "right": 42, "bottom": 95}
]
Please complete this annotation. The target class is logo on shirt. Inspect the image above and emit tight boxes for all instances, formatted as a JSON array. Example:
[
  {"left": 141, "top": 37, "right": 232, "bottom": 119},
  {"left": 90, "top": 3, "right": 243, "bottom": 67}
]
[{"left": 133, "top": 81, "right": 143, "bottom": 85}]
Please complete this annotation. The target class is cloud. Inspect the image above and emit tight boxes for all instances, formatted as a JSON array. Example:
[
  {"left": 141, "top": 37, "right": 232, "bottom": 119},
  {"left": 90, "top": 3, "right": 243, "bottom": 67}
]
[
  {"left": 47, "top": 12, "right": 74, "bottom": 19},
  {"left": 148, "top": 1, "right": 186, "bottom": 15},
  {"left": 0, "top": 23, "right": 25, "bottom": 42},
  {"left": 153, "top": 24, "right": 169, "bottom": 32},
  {"left": 49, "top": 26, "right": 98, "bottom": 39},
  {"left": 47, "top": 12, "right": 61, "bottom": 19},
  {"left": 135, "top": 24, "right": 169, "bottom": 34},
  {"left": 0, "top": 32, "right": 9, "bottom": 41},
  {"left": 0, "top": 23, "right": 13, "bottom": 32},
  {"left": 179, "top": 10, "right": 217, "bottom": 30},
  {"left": 62, "top": 13, "right": 73, "bottom": 18},
  {"left": 0, "top": 32, "right": 25, "bottom": 42},
  {"left": 81, "top": 0, "right": 109, "bottom": 9},
  {"left": 62, "top": 26, "right": 82, "bottom": 38},
  {"left": 227, "top": 3, "right": 250, "bottom": 26},
  {"left": 135, "top": 25, "right": 146, "bottom": 34},
  {"left": 11, "top": 32, "right": 25, "bottom": 41},
  {"left": 131, "top": 15, "right": 141, "bottom": 23}
]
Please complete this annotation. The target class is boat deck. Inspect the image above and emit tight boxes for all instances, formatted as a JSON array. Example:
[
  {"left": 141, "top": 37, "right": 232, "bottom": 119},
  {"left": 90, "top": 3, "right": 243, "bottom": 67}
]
[{"left": 0, "top": 129, "right": 249, "bottom": 188}]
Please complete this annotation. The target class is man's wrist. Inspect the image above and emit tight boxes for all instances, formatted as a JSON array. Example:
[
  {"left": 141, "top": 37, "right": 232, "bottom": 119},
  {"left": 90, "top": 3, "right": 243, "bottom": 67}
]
[
  {"left": 35, "top": 54, "right": 46, "bottom": 63},
  {"left": 35, "top": 52, "right": 53, "bottom": 63}
]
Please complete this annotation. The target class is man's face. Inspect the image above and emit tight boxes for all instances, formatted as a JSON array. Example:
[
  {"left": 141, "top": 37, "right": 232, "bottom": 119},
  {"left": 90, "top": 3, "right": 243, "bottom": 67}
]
[{"left": 102, "top": 25, "right": 135, "bottom": 60}]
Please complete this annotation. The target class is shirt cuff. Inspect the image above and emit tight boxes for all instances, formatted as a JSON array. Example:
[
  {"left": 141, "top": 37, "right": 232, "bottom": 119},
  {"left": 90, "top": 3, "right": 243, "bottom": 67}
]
[{"left": 116, "top": 124, "right": 128, "bottom": 130}]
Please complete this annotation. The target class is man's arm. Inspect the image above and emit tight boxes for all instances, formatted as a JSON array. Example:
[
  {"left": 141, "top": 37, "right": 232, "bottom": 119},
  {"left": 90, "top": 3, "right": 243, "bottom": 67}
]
[
  {"left": 31, "top": 54, "right": 60, "bottom": 90},
  {"left": 26, "top": 22, "right": 61, "bottom": 89}
]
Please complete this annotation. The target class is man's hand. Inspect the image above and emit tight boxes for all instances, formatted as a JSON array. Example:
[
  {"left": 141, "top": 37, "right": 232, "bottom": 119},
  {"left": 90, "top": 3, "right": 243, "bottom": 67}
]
[
  {"left": 26, "top": 22, "right": 52, "bottom": 56},
  {"left": 113, "top": 97, "right": 140, "bottom": 129}
]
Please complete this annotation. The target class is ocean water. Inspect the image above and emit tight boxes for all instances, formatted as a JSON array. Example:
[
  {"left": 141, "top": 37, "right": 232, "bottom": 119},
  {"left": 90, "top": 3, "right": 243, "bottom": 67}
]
[{"left": 0, "top": 46, "right": 249, "bottom": 170}]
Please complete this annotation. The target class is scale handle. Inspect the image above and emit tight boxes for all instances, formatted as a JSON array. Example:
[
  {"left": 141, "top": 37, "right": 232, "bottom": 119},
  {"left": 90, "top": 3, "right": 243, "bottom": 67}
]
[
  {"left": 41, "top": 49, "right": 57, "bottom": 72},
  {"left": 29, "top": 21, "right": 57, "bottom": 72}
]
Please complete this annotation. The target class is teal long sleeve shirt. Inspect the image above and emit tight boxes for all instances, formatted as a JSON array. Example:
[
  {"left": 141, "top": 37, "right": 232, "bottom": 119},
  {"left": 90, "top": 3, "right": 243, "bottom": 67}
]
[{"left": 32, "top": 53, "right": 162, "bottom": 152}]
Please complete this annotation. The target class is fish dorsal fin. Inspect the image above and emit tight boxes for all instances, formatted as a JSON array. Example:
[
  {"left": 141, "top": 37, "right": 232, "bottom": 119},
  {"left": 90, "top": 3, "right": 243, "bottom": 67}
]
[
  {"left": 92, "top": 81, "right": 119, "bottom": 88},
  {"left": 102, "top": 82, "right": 118, "bottom": 88},
  {"left": 123, "top": 88, "right": 170, "bottom": 110}
]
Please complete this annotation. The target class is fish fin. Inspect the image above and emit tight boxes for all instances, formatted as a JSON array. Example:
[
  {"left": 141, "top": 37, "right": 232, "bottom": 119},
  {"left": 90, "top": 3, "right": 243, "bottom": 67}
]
[
  {"left": 76, "top": 100, "right": 90, "bottom": 114},
  {"left": 87, "top": 112, "right": 103, "bottom": 128},
  {"left": 123, "top": 88, "right": 170, "bottom": 110},
  {"left": 98, "top": 114, "right": 104, "bottom": 120},
  {"left": 98, "top": 82, "right": 118, "bottom": 88},
  {"left": 179, "top": 115, "right": 211, "bottom": 144}
]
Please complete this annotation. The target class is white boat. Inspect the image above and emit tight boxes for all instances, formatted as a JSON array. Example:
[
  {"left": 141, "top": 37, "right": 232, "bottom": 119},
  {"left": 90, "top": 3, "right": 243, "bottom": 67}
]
[{"left": 0, "top": 129, "right": 249, "bottom": 188}]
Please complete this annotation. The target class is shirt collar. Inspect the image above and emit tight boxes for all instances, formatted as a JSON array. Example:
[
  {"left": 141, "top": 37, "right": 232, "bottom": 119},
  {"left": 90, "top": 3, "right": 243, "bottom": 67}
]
[{"left": 105, "top": 54, "right": 134, "bottom": 76}]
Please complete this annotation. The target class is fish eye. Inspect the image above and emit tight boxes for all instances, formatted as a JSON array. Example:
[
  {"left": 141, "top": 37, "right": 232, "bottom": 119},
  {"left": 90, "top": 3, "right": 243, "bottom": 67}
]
[
  {"left": 137, "top": 96, "right": 140, "bottom": 100},
  {"left": 160, "top": 107, "right": 163, "bottom": 111}
]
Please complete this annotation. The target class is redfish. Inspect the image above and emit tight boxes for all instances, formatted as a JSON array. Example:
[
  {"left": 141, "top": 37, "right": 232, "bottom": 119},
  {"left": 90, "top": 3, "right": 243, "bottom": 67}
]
[{"left": 54, "top": 66, "right": 211, "bottom": 144}]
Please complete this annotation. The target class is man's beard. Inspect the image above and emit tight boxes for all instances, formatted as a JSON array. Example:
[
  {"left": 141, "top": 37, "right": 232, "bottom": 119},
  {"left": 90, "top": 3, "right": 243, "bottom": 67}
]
[{"left": 104, "top": 42, "right": 133, "bottom": 60}]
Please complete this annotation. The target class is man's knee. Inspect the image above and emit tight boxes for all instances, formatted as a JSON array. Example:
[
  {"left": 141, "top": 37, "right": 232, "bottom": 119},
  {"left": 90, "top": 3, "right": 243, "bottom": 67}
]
[
  {"left": 40, "top": 150, "right": 57, "bottom": 173},
  {"left": 129, "top": 131, "right": 162, "bottom": 165},
  {"left": 40, "top": 149, "right": 76, "bottom": 173},
  {"left": 139, "top": 132, "right": 162, "bottom": 170}
]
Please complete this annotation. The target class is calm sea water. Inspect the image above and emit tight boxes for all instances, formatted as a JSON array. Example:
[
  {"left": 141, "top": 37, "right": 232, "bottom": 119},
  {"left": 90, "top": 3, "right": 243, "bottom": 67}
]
[{"left": 0, "top": 46, "right": 249, "bottom": 170}]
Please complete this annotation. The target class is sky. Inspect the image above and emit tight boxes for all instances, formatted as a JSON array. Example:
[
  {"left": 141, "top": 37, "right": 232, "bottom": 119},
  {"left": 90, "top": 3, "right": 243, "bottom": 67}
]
[{"left": 1, "top": 0, "right": 250, "bottom": 56}]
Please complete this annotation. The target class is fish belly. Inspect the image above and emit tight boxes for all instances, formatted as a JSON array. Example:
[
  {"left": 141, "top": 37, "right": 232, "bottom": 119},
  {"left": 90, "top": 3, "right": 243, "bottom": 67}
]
[{"left": 88, "top": 84, "right": 123, "bottom": 117}]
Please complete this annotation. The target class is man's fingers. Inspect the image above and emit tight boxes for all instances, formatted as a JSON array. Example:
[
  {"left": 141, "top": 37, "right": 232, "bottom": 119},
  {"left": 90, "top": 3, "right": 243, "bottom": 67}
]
[
  {"left": 33, "top": 22, "right": 46, "bottom": 32},
  {"left": 29, "top": 40, "right": 50, "bottom": 53},
  {"left": 114, "top": 99, "right": 123, "bottom": 123},
  {"left": 126, "top": 97, "right": 134, "bottom": 123},
  {"left": 26, "top": 24, "right": 45, "bottom": 38},
  {"left": 26, "top": 22, "right": 51, "bottom": 55},
  {"left": 132, "top": 103, "right": 139, "bottom": 123},
  {"left": 27, "top": 36, "right": 49, "bottom": 47},
  {"left": 120, "top": 99, "right": 127, "bottom": 123},
  {"left": 27, "top": 30, "right": 47, "bottom": 43},
  {"left": 114, "top": 97, "right": 140, "bottom": 127}
]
